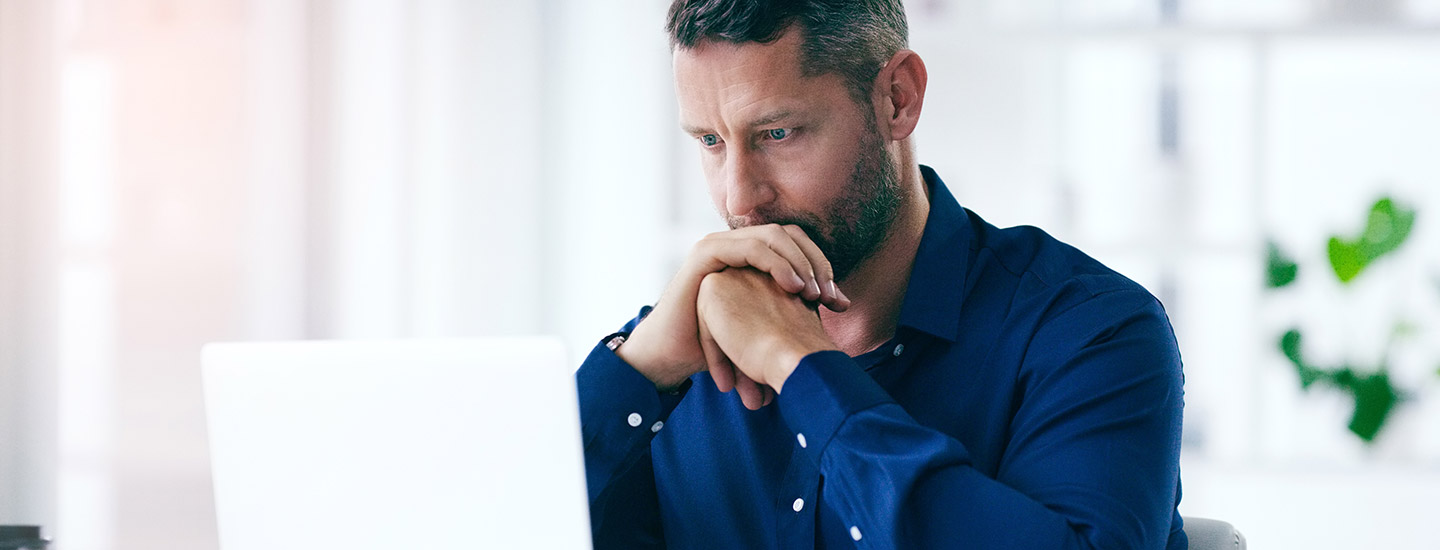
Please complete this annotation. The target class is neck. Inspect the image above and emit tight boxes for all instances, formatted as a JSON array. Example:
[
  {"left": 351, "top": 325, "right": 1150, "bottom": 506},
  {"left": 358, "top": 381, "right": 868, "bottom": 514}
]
[{"left": 819, "top": 161, "right": 929, "bottom": 357}]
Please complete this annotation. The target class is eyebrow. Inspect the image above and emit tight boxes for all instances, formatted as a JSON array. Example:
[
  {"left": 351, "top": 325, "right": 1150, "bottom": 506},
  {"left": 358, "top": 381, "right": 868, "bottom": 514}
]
[
  {"left": 681, "top": 109, "right": 797, "bottom": 136},
  {"left": 746, "top": 109, "right": 795, "bottom": 129}
]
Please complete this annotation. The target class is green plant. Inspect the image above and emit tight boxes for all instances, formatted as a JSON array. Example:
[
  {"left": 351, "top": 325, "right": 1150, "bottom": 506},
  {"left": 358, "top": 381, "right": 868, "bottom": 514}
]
[
  {"left": 1325, "top": 198, "right": 1415, "bottom": 283},
  {"left": 1265, "top": 196, "right": 1430, "bottom": 444}
]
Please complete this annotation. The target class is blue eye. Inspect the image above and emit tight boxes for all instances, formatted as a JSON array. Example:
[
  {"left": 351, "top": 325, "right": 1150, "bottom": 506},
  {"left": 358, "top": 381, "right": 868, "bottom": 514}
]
[
  {"left": 700, "top": 134, "right": 719, "bottom": 147},
  {"left": 766, "top": 128, "right": 790, "bottom": 141}
]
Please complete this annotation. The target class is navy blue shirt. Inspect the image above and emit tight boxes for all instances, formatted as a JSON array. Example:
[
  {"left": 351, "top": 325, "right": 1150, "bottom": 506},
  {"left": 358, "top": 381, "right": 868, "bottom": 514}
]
[{"left": 576, "top": 166, "right": 1186, "bottom": 549}]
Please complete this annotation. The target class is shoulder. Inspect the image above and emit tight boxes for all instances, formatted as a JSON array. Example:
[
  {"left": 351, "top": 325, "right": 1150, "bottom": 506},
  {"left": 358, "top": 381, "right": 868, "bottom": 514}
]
[
  {"left": 964, "top": 211, "right": 1170, "bottom": 345},
  {"left": 961, "top": 214, "right": 1182, "bottom": 399}
]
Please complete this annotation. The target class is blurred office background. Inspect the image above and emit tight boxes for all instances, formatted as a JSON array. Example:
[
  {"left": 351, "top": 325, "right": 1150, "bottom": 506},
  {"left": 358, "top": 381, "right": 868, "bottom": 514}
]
[{"left": 2, "top": 0, "right": 1439, "bottom": 548}]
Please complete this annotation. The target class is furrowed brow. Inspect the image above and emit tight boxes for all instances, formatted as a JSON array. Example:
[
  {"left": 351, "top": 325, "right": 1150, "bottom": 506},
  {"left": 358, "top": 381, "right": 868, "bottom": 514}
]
[
  {"left": 745, "top": 110, "right": 795, "bottom": 129},
  {"left": 679, "top": 109, "right": 797, "bottom": 136},
  {"left": 681, "top": 122, "right": 710, "bottom": 136}
]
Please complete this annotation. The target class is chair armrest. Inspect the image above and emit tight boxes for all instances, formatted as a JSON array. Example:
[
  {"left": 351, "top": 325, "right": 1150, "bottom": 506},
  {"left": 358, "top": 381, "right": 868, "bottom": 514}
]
[{"left": 1183, "top": 516, "right": 1247, "bottom": 550}]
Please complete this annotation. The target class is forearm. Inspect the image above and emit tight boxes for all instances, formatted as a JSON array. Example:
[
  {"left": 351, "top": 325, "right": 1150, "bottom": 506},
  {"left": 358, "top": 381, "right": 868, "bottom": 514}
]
[
  {"left": 576, "top": 316, "right": 691, "bottom": 549},
  {"left": 780, "top": 348, "right": 1183, "bottom": 549}
]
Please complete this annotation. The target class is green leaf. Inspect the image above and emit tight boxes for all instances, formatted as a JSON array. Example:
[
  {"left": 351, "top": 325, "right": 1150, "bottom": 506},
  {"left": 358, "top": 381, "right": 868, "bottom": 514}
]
[
  {"left": 1279, "top": 330, "right": 1327, "bottom": 389},
  {"left": 1297, "top": 364, "right": 1326, "bottom": 389},
  {"left": 1361, "top": 198, "right": 1415, "bottom": 260},
  {"left": 1279, "top": 329, "right": 1303, "bottom": 366},
  {"left": 1328, "top": 237, "right": 1365, "bottom": 283},
  {"left": 1345, "top": 370, "right": 1400, "bottom": 443},
  {"left": 1266, "top": 240, "right": 1299, "bottom": 288},
  {"left": 1328, "top": 197, "right": 1416, "bottom": 283}
]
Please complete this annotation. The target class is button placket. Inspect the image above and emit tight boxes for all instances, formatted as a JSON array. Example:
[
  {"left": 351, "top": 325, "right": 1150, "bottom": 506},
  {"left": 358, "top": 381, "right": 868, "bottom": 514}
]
[{"left": 775, "top": 442, "right": 819, "bottom": 548}]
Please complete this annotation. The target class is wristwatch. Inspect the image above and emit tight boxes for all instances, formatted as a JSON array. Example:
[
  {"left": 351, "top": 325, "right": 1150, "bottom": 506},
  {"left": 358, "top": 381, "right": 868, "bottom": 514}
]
[{"left": 605, "top": 334, "right": 627, "bottom": 351}]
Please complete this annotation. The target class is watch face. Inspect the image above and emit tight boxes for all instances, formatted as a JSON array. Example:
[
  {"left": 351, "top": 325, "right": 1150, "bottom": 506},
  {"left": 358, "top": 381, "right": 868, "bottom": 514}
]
[{"left": 606, "top": 335, "right": 627, "bottom": 351}]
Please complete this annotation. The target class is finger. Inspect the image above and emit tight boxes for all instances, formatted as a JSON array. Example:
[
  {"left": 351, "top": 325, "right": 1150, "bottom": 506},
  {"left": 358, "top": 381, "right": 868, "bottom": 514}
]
[
  {"left": 760, "top": 384, "right": 775, "bottom": 407},
  {"left": 781, "top": 224, "right": 850, "bottom": 311},
  {"left": 753, "top": 225, "right": 823, "bottom": 302},
  {"left": 697, "top": 312, "right": 735, "bottom": 393},
  {"left": 696, "top": 235, "right": 808, "bottom": 295},
  {"left": 734, "top": 371, "right": 765, "bottom": 411},
  {"left": 708, "top": 352, "right": 737, "bottom": 394}
]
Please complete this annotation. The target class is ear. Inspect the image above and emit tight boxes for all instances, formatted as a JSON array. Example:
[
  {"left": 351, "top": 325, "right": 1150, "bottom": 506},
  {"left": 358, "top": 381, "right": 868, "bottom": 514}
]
[{"left": 871, "top": 50, "right": 927, "bottom": 142}]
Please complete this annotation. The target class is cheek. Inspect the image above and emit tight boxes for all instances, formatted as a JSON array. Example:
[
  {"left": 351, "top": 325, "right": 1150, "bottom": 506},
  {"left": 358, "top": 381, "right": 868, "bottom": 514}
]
[
  {"left": 776, "top": 144, "right": 854, "bottom": 201},
  {"left": 707, "top": 182, "right": 727, "bottom": 214},
  {"left": 701, "top": 159, "right": 728, "bottom": 213}
]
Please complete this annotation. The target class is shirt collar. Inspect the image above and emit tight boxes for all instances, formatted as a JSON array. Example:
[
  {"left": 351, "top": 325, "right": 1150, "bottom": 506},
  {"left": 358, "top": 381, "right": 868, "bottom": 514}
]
[{"left": 895, "top": 165, "right": 972, "bottom": 342}]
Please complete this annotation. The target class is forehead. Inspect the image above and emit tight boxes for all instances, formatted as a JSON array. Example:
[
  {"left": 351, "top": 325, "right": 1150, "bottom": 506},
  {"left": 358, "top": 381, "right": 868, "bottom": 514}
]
[
  {"left": 673, "top": 29, "right": 804, "bottom": 83},
  {"left": 672, "top": 31, "right": 850, "bottom": 130}
]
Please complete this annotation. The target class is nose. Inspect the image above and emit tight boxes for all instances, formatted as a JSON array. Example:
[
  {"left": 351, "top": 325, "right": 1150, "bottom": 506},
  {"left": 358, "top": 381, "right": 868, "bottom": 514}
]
[{"left": 723, "top": 148, "right": 775, "bottom": 219}]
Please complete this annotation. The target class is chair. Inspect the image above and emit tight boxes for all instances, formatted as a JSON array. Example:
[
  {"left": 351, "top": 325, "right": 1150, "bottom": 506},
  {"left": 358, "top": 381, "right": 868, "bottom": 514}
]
[{"left": 1183, "top": 516, "right": 1246, "bottom": 550}]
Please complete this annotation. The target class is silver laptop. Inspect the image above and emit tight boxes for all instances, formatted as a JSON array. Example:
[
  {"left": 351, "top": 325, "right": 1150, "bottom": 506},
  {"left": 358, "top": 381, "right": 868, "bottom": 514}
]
[{"left": 202, "top": 338, "right": 592, "bottom": 549}]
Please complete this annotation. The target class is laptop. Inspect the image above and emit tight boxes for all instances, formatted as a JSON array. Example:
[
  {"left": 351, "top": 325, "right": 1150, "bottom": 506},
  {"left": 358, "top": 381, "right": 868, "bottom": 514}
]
[{"left": 201, "top": 338, "right": 593, "bottom": 549}]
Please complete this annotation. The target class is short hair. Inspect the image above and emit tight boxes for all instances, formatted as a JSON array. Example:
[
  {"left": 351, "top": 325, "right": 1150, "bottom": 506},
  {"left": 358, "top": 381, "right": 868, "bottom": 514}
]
[{"left": 665, "top": 0, "right": 909, "bottom": 107}]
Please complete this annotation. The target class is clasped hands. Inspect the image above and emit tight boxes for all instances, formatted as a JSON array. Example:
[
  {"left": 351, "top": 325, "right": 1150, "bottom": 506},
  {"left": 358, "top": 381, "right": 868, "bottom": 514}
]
[{"left": 616, "top": 224, "right": 847, "bottom": 410}]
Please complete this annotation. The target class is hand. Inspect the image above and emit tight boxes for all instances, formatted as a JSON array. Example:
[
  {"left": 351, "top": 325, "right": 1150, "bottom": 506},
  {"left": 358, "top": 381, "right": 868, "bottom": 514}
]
[
  {"left": 695, "top": 268, "right": 839, "bottom": 409},
  {"left": 618, "top": 225, "right": 850, "bottom": 401}
]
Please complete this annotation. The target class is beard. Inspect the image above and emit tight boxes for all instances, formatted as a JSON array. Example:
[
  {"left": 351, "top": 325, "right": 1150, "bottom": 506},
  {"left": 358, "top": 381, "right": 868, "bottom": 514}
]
[{"left": 726, "top": 122, "right": 904, "bottom": 282}]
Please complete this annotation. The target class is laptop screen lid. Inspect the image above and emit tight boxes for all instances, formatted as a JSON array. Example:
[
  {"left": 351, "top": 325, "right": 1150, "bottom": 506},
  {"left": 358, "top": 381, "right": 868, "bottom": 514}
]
[{"left": 202, "top": 338, "right": 591, "bottom": 550}]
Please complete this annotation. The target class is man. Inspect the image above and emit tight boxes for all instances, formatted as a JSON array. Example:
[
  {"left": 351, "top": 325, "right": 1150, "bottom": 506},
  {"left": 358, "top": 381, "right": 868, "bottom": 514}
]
[{"left": 576, "top": 1, "right": 1186, "bottom": 548}]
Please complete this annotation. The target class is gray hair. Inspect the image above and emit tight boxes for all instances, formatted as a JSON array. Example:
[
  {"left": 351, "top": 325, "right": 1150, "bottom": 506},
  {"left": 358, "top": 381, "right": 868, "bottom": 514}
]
[{"left": 665, "top": 0, "right": 909, "bottom": 106}]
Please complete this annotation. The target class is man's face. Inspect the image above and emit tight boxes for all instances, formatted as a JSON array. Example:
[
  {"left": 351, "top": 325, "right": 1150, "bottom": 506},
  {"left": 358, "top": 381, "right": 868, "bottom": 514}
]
[{"left": 673, "top": 29, "right": 903, "bottom": 282}]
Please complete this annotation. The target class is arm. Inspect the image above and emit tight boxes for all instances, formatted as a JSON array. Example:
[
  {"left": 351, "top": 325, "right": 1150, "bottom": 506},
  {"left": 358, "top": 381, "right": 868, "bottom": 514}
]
[
  {"left": 778, "top": 293, "right": 1184, "bottom": 548},
  {"left": 578, "top": 224, "right": 849, "bottom": 549},
  {"left": 575, "top": 309, "right": 688, "bottom": 549}
]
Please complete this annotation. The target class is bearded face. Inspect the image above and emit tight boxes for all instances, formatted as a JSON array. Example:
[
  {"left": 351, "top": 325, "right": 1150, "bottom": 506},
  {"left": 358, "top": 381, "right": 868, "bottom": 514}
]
[
  {"left": 675, "top": 29, "right": 907, "bottom": 283},
  {"left": 725, "top": 118, "right": 902, "bottom": 282}
]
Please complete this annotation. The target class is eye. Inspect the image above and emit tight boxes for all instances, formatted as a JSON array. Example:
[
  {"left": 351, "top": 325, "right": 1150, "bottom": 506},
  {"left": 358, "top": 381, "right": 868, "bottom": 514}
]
[
  {"left": 764, "top": 128, "right": 791, "bottom": 141},
  {"left": 699, "top": 134, "right": 720, "bottom": 147}
]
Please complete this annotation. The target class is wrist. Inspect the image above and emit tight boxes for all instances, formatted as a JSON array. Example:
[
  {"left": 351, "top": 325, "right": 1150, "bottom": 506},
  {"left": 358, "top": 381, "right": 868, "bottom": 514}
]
[
  {"left": 613, "top": 332, "right": 694, "bottom": 391},
  {"left": 764, "top": 334, "right": 835, "bottom": 394}
]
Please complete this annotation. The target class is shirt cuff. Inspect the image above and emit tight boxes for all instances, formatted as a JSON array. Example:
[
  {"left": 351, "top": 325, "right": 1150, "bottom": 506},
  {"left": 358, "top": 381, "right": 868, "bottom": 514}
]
[
  {"left": 777, "top": 350, "right": 895, "bottom": 466},
  {"left": 576, "top": 331, "right": 692, "bottom": 451}
]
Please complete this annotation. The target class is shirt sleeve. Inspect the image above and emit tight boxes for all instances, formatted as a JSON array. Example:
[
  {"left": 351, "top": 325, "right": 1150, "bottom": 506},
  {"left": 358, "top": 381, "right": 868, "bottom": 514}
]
[
  {"left": 777, "top": 291, "right": 1185, "bottom": 549},
  {"left": 575, "top": 307, "right": 691, "bottom": 550}
]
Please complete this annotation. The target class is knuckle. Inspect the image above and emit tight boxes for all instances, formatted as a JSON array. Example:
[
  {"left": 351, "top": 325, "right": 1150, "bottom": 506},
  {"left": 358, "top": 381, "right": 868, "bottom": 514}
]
[
  {"left": 742, "top": 239, "right": 769, "bottom": 257},
  {"left": 691, "top": 235, "right": 719, "bottom": 257},
  {"left": 760, "top": 224, "right": 783, "bottom": 243},
  {"left": 756, "top": 225, "right": 783, "bottom": 246},
  {"left": 696, "top": 273, "right": 716, "bottom": 294}
]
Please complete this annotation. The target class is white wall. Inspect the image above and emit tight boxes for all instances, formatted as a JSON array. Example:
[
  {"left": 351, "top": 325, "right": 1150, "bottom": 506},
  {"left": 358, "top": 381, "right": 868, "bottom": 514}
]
[{"left": 0, "top": 0, "right": 59, "bottom": 534}]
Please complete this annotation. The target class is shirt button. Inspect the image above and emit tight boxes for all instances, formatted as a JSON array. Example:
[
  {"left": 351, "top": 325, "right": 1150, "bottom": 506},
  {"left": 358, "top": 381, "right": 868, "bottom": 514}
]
[
  {"left": 850, "top": 526, "right": 863, "bottom": 541},
  {"left": 893, "top": 344, "right": 904, "bottom": 357},
  {"left": 797, "top": 433, "right": 807, "bottom": 448},
  {"left": 627, "top": 413, "right": 642, "bottom": 427},
  {"left": 792, "top": 498, "right": 805, "bottom": 512},
  {"left": 650, "top": 420, "right": 664, "bottom": 433}
]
